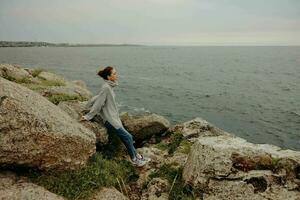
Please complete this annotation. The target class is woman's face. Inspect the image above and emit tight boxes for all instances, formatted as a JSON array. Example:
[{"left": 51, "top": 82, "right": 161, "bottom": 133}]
[{"left": 108, "top": 69, "right": 118, "bottom": 81}]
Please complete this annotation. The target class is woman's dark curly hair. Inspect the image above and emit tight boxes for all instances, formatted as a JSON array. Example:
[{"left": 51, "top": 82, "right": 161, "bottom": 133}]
[{"left": 98, "top": 66, "right": 113, "bottom": 80}]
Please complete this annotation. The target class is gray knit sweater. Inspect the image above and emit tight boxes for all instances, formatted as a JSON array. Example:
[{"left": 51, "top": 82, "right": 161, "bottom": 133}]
[{"left": 84, "top": 80, "right": 123, "bottom": 129}]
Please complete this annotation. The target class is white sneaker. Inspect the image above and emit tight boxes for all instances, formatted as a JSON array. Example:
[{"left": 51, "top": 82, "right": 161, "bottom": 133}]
[
  {"left": 137, "top": 154, "right": 151, "bottom": 163},
  {"left": 132, "top": 157, "right": 147, "bottom": 167}
]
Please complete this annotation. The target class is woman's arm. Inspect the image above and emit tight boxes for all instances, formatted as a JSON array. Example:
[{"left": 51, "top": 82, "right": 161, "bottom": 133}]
[{"left": 82, "top": 87, "right": 108, "bottom": 121}]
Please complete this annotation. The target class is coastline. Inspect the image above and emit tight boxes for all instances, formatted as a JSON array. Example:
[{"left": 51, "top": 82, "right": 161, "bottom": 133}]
[
  {"left": 0, "top": 41, "right": 144, "bottom": 48},
  {"left": 0, "top": 63, "right": 299, "bottom": 199}
]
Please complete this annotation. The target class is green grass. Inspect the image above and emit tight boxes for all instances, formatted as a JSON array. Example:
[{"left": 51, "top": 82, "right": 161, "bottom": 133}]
[
  {"left": 31, "top": 68, "right": 43, "bottom": 77},
  {"left": 166, "top": 132, "right": 183, "bottom": 155},
  {"left": 2, "top": 74, "right": 32, "bottom": 84},
  {"left": 178, "top": 140, "right": 192, "bottom": 154},
  {"left": 2, "top": 74, "right": 16, "bottom": 82},
  {"left": 154, "top": 132, "right": 188, "bottom": 155},
  {"left": 40, "top": 79, "right": 66, "bottom": 86},
  {"left": 271, "top": 157, "right": 281, "bottom": 169},
  {"left": 47, "top": 94, "right": 88, "bottom": 105},
  {"left": 154, "top": 142, "right": 169, "bottom": 151},
  {"left": 15, "top": 153, "right": 138, "bottom": 200},
  {"left": 21, "top": 84, "right": 47, "bottom": 92},
  {"left": 2, "top": 70, "right": 64, "bottom": 88},
  {"left": 14, "top": 77, "right": 32, "bottom": 84},
  {"left": 149, "top": 164, "right": 202, "bottom": 200}
]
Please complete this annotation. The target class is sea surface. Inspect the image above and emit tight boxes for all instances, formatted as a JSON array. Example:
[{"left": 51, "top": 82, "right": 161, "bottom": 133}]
[{"left": 0, "top": 46, "right": 299, "bottom": 150}]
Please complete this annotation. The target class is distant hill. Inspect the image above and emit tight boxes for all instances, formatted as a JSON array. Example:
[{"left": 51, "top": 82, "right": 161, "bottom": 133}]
[{"left": 0, "top": 41, "right": 144, "bottom": 47}]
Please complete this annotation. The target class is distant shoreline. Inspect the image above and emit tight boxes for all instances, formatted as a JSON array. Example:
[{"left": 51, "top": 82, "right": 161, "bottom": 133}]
[
  {"left": 0, "top": 41, "right": 144, "bottom": 47},
  {"left": 1, "top": 41, "right": 299, "bottom": 47}
]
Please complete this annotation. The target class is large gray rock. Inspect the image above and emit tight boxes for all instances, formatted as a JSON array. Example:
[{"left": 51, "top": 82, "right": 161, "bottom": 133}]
[
  {"left": 0, "top": 65, "right": 92, "bottom": 103},
  {"left": 36, "top": 71, "right": 92, "bottom": 99},
  {"left": 121, "top": 113, "right": 170, "bottom": 141},
  {"left": 0, "top": 64, "right": 31, "bottom": 81},
  {"left": 204, "top": 179, "right": 300, "bottom": 200},
  {"left": 259, "top": 185, "right": 300, "bottom": 200},
  {"left": 37, "top": 71, "right": 65, "bottom": 82},
  {"left": 170, "top": 117, "right": 231, "bottom": 142},
  {"left": 40, "top": 81, "right": 92, "bottom": 100},
  {"left": 183, "top": 135, "right": 300, "bottom": 195},
  {"left": 58, "top": 101, "right": 108, "bottom": 145},
  {"left": 0, "top": 172, "right": 65, "bottom": 200},
  {"left": 0, "top": 77, "right": 96, "bottom": 170},
  {"left": 90, "top": 187, "right": 128, "bottom": 200},
  {"left": 57, "top": 100, "right": 87, "bottom": 120}
]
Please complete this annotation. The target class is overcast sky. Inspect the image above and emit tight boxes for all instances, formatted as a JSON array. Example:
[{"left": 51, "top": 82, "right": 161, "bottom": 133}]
[{"left": 0, "top": 0, "right": 299, "bottom": 45}]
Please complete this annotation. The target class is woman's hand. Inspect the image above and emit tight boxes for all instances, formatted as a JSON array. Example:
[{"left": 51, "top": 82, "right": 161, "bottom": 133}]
[{"left": 80, "top": 115, "right": 88, "bottom": 122}]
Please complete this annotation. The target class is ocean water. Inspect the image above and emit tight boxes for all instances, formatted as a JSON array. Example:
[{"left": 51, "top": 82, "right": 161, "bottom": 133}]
[{"left": 0, "top": 46, "right": 299, "bottom": 150}]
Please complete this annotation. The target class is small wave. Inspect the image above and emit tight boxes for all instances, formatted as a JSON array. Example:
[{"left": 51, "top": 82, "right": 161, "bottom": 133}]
[
  {"left": 120, "top": 104, "right": 151, "bottom": 114},
  {"left": 133, "top": 107, "right": 150, "bottom": 113},
  {"left": 281, "top": 87, "right": 291, "bottom": 91},
  {"left": 291, "top": 111, "right": 300, "bottom": 117}
]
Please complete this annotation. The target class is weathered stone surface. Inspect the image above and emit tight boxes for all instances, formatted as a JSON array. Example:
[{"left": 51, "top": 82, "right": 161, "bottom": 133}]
[
  {"left": 58, "top": 100, "right": 86, "bottom": 120},
  {"left": 200, "top": 178, "right": 300, "bottom": 200},
  {"left": 0, "top": 77, "right": 96, "bottom": 170},
  {"left": 0, "top": 65, "right": 92, "bottom": 102},
  {"left": 137, "top": 144, "right": 188, "bottom": 172},
  {"left": 170, "top": 117, "right": 231, "bottom": 142},
  {"left": 166, "top": 151, "right": 188, "bottom": 169},
  {"left": 37, "top": 71, "right": 65, "bottom": 82},
  {"left": 90, "top": 187, "right": 128, "bottom": 200},
  {"left": 259, "top": 185, "right": 300, "bottom": 200},
  {"left": 231, "top": 153, "right": 274, "bottom": 172},
  {"left": 183, "top": 135, "right": 300, "bottom": 197},
  {"left": 142, "top": 178, "right": 169, "bottom": 200},
  {"left": 58, "top": 101, "right": 108, "bottom": 145},
  {"left": 204, "top": 179, "right": 300, "bottom": 200},
  {"left": 0, "top": 172, "right": 65, "bottom": 200},
  {"left": 136, "top": 168, "right": 156, "bottom": 188},
  {"left": 204, "top": 180, "right": 264, "bottom": 200},
  {"left": 37, "top": 81, "right": 92, "bottom": 102},
  {"left": 121, "top": 113, "right": 170, "bottom": 141},
  {"left": 0, "top": 64, "right": 31, "bottom": 81}
]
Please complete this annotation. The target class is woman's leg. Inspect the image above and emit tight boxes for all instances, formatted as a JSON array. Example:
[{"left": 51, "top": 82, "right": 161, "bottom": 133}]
[{"left": 104, "top": 121, "right": 137, "bottom": 160}]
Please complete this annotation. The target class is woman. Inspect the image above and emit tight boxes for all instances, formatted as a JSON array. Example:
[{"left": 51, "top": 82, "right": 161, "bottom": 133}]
[{"left": 81, "top": 66, "right": 149, "bottom": 167}]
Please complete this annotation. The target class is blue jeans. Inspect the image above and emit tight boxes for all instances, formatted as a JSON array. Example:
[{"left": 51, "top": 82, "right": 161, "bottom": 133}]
[{"left": 104, "top": 121, "right": 137, "bottom": 159}]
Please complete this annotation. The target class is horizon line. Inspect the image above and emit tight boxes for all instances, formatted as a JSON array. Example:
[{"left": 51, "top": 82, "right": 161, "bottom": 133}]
[{"left": 1, "top": 40, "right": 300, "bottom": 47}]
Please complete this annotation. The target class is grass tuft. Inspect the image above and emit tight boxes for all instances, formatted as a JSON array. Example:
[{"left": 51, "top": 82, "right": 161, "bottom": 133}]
[
  {"left": 31, "top": 68, "right": 43, "bottom": 77},
  {"left": 2, "top": 74, "right": 16, "bottom": 82},
  {"left": 2, "top": 74, "right": 32, "bottom": 84},
  {"left": 168, "top": 132, "right": 184, "bottom": 155},
  {"left": 154, "top": 142, "right": 169, "bottom": 151},
  {"left": 149, "top": 164, "right": 202, "bottom": 200},
  {"left": 21, "top": 84, "right": 46, "bottom": 92},
  {"left": 154, "top": 132, "right": 186, "bottom": 155},
  {"left": 40, "top": 79, "right": 66, "bottom": 87},
  {"left": 178, "top": 140, "right": 192, "bottom": 154},
  {"left": 15, "top": 153, "right": 138, "bottom": 200},
  {"left": 47, "top": 94, "right": 88, "bottom": 105},
  {"left": 15, "top": 77, "right": 32, "bottom": 84}
]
